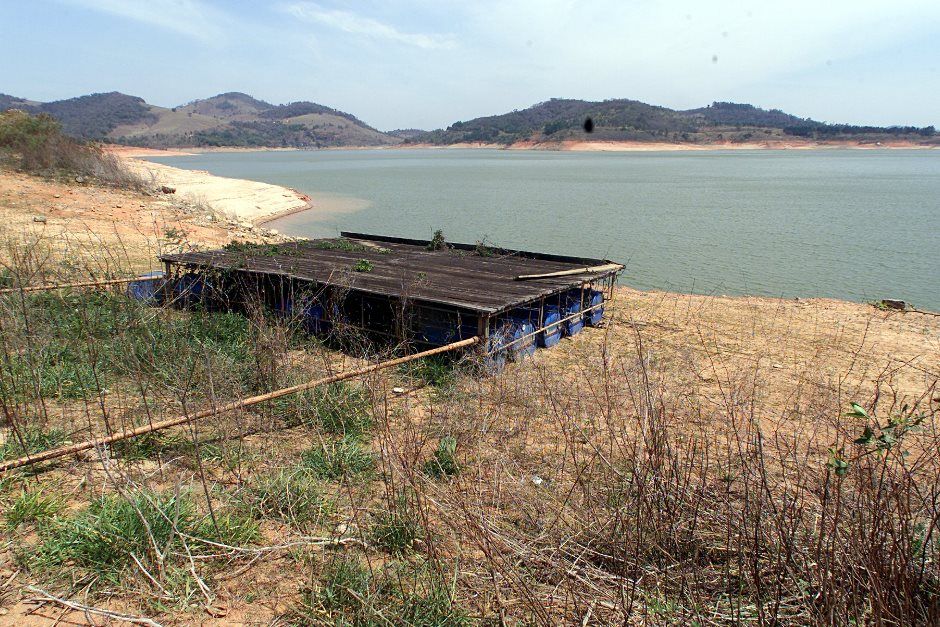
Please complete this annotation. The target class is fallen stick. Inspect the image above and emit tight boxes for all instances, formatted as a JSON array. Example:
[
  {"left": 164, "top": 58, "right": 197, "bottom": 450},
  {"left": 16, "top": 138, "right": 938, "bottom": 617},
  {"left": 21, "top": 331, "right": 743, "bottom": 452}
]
[
  {"left": 0, "top": 276, "right": 141, "bottom": 295},
  {"left": 25, "top": 585, "right": 164, "bottom": 627},
  {"left": 0, "top": 336, "right": 479, "bottom": 473},
  {"left": 514, "top": 263, "right": 623, "bottom": 281}
]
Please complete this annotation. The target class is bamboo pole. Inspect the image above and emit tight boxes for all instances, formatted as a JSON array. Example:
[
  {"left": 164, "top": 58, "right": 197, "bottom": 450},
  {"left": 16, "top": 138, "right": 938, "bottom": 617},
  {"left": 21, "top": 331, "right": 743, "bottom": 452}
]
[
  {"left": 0, "top": 276, "right": 144, "bottom": 295},
  {"left": 0, "top": 336, "right": 480, "bottom": 473},
  {"left": 514, "top": 263, "right": 623, "bottom": 281}
]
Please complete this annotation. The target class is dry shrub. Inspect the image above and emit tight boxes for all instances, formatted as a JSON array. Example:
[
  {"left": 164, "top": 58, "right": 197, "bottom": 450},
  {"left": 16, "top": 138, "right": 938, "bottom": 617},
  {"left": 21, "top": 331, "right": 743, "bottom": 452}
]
[{"left": 0, "top": 109, "right": 145, "bottom": 190}]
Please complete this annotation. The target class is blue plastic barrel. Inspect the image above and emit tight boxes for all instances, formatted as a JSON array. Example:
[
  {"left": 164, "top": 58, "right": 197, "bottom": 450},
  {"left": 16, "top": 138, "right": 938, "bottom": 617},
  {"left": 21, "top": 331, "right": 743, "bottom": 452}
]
[
  {"left": 126, "top": 271, "right": 165, "bottom": 304},
  {"left": 519, "top": 306, "right": 561, "bottom": 349},
  {"left": 539, "top": 305, "right": 563, "bottom": 347},
  {"left": 506, "top": 317, "right": 536, "bottom": 360},
  {"left": 584, "top": 290, "right": 604, "bottom": 326},
  {"left": 277, "top": 298, "right": 329, "bottom": 334},
  {"left": 419, "top": 319, "right": 477, "bottom": 346},
  {"left": 174, "top": 273, "right": 211, "bottom": 307},
  {"left": 562, "top": 295, "right": 584, "bottom": 336}
]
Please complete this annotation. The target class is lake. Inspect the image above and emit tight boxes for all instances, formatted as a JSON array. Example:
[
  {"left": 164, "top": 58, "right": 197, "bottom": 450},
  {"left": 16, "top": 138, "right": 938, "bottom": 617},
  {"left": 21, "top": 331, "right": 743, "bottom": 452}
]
[{"left": 148, "top": 149, "right": 940, "bottom": 310}]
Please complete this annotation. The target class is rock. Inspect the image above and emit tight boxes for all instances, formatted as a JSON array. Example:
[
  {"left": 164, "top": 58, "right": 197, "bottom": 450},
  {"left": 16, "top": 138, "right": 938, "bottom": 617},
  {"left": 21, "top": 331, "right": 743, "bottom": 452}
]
[
  {"left": 160, "top": 186, "right": 176, "bottom": 194},
  {"left": 879, "top": 299, "right": 907, "bottom": 311},
  {"left": 269, "top": 228, "right": 279, "bottom": 236},
  {"left": 53, "top": 194, "right": 61, "bottom": 199},
  {"left": 74, "top": 175, "right": 86, "bottom": 184},
  {"left": 392, "top": 387, "right": 406, "bottom": 394},
  {"left": 33, "top": 215, "right": 47, "bottom": 223}
]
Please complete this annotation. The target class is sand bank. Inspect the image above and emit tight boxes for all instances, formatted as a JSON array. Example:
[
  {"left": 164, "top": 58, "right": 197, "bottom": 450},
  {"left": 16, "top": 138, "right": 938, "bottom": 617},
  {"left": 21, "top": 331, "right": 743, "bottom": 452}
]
[{"left": 123, "top": 156, "right": 311, "bottom": 224}]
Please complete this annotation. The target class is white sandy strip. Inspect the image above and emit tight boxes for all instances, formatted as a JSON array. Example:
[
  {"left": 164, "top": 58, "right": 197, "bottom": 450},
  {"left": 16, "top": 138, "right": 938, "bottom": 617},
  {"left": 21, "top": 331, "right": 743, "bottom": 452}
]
[{"left": 125, "top": 158, "right": 310, "bottom": 223}]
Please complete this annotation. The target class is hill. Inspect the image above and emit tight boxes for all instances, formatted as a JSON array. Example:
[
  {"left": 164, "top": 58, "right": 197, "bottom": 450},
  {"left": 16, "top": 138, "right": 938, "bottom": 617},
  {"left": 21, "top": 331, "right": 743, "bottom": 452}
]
[
  {"left": 3, "top": 91, "right": 935, "bottom": 148},
  {"left": 411, "top": 98, "right": 937, "bottom": 145},
  {"left": 0, "top": 91, "right": 399, "bottom": 148}
]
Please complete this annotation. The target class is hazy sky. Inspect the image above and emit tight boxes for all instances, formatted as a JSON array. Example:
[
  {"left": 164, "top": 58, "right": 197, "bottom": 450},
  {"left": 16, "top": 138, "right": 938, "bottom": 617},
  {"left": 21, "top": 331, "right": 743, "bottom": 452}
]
[{"left": 2, "top": 0, "right": 938, "bottom": 131}]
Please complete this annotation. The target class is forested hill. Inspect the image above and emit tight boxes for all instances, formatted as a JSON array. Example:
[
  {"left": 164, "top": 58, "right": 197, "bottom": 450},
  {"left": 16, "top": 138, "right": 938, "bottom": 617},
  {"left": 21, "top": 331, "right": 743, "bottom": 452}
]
[
  {"left": 410, "top": 99, "right": 937, "bottom": 145},
  {"left": 0, "top": 91, "right": 399, "bottom": 148}
]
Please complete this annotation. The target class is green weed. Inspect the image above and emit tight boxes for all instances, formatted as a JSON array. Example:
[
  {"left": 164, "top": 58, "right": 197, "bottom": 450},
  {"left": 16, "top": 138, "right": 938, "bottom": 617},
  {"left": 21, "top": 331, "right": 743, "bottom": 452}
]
[
  {"left": 0, "top": 426, "right": 68, "bottom": 461},
  {"left": 424, "top": 436, "right": 460, "bottom": 479},
  {"left": 31, "top": 490, "right": 254, "bottom": 583},
  {"left": 315, "top": 383, "right": 373, "bottom": 437},
  {"left": 5, "top": 489, "right": 64, "bottom": 528},
  {"left": 245, "top": 469, "right": 329, "bottom": 527},
  {"left": 372, "top": 495, "right": 420, "bottom": 554},
  {"left": 302, "top": 437, "right": 375, "bottom": 480}
]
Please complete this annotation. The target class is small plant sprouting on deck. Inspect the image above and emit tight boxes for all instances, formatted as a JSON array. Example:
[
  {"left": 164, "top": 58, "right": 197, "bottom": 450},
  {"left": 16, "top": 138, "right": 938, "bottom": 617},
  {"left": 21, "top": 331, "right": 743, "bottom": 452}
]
[
  {"left": 424, "top": 436, "right": 460, "bottom": 478},
  {"left": 474, "top": 238, "right": 497, "bottom": 257},
  {"left": 223, "top": 240, "right": 290, "bottom": 256},
  {"left": 352, "top": 258, "right": 374, "bottom": 273},
  {"left": 427, "top": 229, "right": 447, "bottom": 251},
  {"left": 311, "top": 238, "right": 392, "bottom": 254}
]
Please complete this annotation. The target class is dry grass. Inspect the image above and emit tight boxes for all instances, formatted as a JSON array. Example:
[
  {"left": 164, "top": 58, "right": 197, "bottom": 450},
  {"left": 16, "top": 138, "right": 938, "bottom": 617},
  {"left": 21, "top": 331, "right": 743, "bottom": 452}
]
[{"left": 0, "top": 229, "right": 937, "bottom": 625}]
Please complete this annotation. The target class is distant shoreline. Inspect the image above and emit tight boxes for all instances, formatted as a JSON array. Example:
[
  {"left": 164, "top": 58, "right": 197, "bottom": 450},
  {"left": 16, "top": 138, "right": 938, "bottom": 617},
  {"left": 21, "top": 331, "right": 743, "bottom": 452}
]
[{"left": 109, "top": 138, "right": 938, "bottom": 157}]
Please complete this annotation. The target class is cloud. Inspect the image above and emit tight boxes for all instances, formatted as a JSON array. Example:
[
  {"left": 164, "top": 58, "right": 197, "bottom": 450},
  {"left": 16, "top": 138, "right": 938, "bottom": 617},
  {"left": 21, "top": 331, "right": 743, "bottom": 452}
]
[
  {"left": 59, "top": 0, "right": 229, "bottom": 42},
  {"left": 283, "top": 2, "right": 456, "bottom": 50}
]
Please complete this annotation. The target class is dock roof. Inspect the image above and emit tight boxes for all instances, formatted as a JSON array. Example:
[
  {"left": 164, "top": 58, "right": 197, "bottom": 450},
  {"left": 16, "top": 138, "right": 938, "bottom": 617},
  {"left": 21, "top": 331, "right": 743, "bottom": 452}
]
[{"left": 160, "top": 232, "right": 623, "bottom": 315}]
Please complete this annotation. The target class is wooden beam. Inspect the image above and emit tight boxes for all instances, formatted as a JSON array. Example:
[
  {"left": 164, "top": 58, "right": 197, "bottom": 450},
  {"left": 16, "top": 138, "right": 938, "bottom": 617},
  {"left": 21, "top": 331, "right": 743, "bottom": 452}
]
[
  {"left": 0, "top": 336, "right": 480, "bottom": 473},
  {"left": 0, "top": 276, "right": 143, "bottom": 295},
  {"left": 514, "top": 263, "right": 623, "bottom": 281}
]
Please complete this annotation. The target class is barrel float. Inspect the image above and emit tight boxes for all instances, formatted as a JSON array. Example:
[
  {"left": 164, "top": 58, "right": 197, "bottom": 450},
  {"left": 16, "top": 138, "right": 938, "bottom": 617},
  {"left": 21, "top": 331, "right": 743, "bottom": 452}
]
[
  {"left": 126, "top": 271, "right": 166, "bottom": 304},
  {"left": 584, "top": 289, "right": 604, "bottom": 326},
  {"left": 562, "top": 294, "right": 584, "bottom": 336}
]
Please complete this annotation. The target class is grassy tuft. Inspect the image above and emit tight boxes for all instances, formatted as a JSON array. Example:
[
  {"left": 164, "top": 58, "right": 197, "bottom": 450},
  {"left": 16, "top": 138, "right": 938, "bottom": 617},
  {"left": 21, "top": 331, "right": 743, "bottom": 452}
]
[
  {"left": 5, "top": 489, "right": 64, "bottom": 528},
  {"left": 302, "top": 437, "right": 375, "bottom": 480},
  {"left": 372, "top": 495, "right": 420, "bottom": 554},
  {"left": 31, "top": 490, "right": 254, "bottom": 583},
  {"left": 424, "top": 436, "right": 460, "bottom": 479},
  {"left": 245, "top": 469, "right": 330, "bottom": 528},
  {"left": 0, "top": 426, "right": 68, "bottom": 461},
  {"left": 315, "top": 383, "right": 373, "bottom": 437}
]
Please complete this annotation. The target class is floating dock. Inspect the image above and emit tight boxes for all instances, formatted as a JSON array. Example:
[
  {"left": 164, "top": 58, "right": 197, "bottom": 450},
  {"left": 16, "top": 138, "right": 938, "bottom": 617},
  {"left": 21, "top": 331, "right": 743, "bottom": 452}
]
[{"left": 157, "top": 232, "right": 623, "bottom": 361}]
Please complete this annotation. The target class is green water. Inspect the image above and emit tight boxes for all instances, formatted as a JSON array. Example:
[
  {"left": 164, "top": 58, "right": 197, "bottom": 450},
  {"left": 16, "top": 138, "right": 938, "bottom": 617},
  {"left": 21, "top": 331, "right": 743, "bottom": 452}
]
[{"left": 149, "top": 149, "right": 940, "bottom": 310}]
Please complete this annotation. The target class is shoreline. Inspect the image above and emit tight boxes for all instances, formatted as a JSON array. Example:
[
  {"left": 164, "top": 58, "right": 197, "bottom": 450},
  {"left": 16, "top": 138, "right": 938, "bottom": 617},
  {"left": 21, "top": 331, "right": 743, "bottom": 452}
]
[
  {"left": 118, "top": 151, "right": 313, "bottom": 226},
  {"left": 108, "top": 138, "right": 938, "bottom": 157}
]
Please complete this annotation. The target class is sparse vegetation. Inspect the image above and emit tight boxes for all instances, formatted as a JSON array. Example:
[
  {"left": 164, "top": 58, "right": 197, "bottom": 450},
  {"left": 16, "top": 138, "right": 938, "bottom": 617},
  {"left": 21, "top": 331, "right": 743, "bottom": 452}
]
[
  {"left": 314, "top": 383, "right": 372, "bottom": 437},
  {"left": 0, "top": 109, "right": 145, "bottom": 188},
  {"left": 352, "top": 258, "right": 373, "bottom": 272},
  {"left": 427, "top": 229, "right": 447, "bottom": 251},
  {"left": 5, "top": 488, "right": 64, "bottom": 528},
  {"left": 244, "top": 469, "right": 329, "bottom": 527},
  {"left": 0, "top": 227, "right": 936, "bottom": 625},
  {"left": 301, "top": 436, "right": 374, "bottom": 479},
  {"left": 424, "top": 436, "right": 459, "bottom": 478}
]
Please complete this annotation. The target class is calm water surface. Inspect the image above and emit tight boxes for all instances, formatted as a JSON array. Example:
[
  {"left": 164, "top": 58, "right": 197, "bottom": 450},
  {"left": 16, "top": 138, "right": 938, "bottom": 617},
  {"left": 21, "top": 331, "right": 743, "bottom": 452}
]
[{"left": 149, "top": 149, "right": 940, "bottom": 310}]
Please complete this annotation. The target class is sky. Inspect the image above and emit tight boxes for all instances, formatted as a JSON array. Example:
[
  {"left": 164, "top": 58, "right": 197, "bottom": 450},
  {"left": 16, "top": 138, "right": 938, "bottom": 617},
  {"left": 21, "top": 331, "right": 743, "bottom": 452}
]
[{"left": 1, "top": 0, "right": 938, "bottom": 131}]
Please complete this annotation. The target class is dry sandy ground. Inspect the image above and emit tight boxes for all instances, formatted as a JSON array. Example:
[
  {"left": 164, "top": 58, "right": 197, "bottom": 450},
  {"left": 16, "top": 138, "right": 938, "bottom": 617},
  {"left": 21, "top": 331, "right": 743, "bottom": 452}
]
[{"left": 0, "top": 169, "right": 286, "bottom": 273}]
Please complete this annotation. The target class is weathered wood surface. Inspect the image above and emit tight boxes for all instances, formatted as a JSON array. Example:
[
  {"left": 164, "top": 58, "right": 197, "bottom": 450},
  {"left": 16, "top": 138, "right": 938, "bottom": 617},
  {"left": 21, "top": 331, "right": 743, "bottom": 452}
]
[{"left": 161, "top": 234, "right": 623, "bottom": 314}]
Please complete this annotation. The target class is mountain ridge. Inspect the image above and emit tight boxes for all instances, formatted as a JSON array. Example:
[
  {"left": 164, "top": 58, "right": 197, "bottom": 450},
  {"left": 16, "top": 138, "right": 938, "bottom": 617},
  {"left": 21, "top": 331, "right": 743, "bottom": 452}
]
[{"left": 1, "top": 92, "right": 935, "bottom": 148}]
